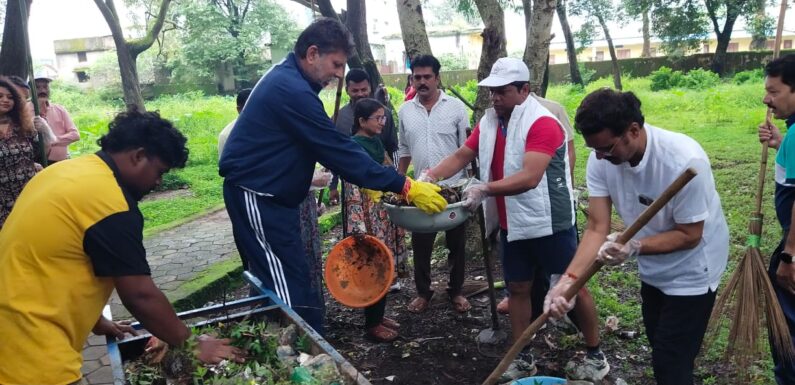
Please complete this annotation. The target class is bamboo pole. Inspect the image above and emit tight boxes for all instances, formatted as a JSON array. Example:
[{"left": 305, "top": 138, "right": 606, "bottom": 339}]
[{"left": 482, "top": 168, "right": 697, "bottom": 385}]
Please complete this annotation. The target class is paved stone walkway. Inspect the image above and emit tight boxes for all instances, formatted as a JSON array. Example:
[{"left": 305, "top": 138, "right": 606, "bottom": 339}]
[{"left": 80, "top": 208, "right": 238, "bottom": 384}]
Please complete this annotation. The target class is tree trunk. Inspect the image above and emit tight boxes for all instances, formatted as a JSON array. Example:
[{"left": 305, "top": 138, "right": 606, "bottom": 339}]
[
  {"left": 523, "top": 0, "right": 556, "bottom": 91},
  {"left": 0, "top": 0, "right": 32, "bottom": 78},
  {"left": 472, "top": 0, "right": 507, "bottom": 123},
  {"left": 396, "top": 0, "right": 433, "bottom": 62},
  {"left": 598, "top": 15, "right": 622, "bottom": 90},
  {"left": 749, "top": 6, "right": 767, "bottom": 50},
  {"left": 711, "top": 29, "right": 733, "bottom": 75},
  {"left": 540, "top": 51, "right": 550, "bottom": 97},
  {"left": 346, "top": 0, "right": 383, "bottom": 86},
  {"left": 641, "top": 8, "right": 651, "bottom": 57},
  {"left": 705, "top": 2, "right": 739, "bottom": 75},
  {"left": 556, "top": 0, "right": 582, "bottom": 86},
  {"left": 94, "top": 0, "right": 172, "bottom": 112}
]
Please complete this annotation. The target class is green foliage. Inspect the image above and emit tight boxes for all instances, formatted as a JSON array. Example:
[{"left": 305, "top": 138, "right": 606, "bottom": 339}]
[
  {"left": 747, "top": 11, "right": 776, "bottom": 50},
  {"left": 733, "top": 68, "right": 765, "bottom": 84},
  {"left": 681, "top": 68, "right": 720, "bottom": 89},
  {"left": 173, "top": 0, "right": 299, "bottom": 85},
  {"left": 651, "top": 0, "right": 709, "bottom": 56},
  {"left": 649, "top": 66, "right": 719, "bottom": 91},
  {"left": 450, "top": 79, "right": 478, "bottom": 107},
  {"left": 573, "top": 20, "right": 597, "bottom": 55},
  {"left": 578, "top": 62, "right": 598, "bottom": 85},
  {"left": 438, "top": 53, "right": 469, "bottom": 71}
]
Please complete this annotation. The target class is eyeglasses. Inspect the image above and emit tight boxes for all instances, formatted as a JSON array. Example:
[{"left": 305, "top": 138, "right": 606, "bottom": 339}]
[
  {"left": 588, "top": 134, "right": 624, "bottom": 157},
  {"left": 367, "top": 115, "right": 387, "bottom": 123}
]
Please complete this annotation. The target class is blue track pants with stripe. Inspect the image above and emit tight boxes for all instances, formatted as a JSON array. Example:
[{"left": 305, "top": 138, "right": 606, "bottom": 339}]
[{"left": 224, "top": 182, "right": 325, "bottom": 334}]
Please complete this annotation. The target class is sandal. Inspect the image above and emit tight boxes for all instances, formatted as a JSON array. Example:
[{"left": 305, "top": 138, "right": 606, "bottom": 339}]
[
  {"left": 366, "top": 324, "right": 398, "bottom": 342},
  {"left": 451, "top": 295, "right": 471, "bottom": 313},
  {"left": 381, "top": 317, "right": 401, "bottom": 329},
  {"left": 407, "top": 296, "right": 430, "bottom": 313}
]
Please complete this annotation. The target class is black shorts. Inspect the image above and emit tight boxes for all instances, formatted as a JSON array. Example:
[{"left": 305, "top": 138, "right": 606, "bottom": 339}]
[{"left": 500, "top": 226, "right": 577, "bottom": 283}]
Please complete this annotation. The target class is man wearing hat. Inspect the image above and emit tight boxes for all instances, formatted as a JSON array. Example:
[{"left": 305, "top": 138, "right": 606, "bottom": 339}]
[
  {"left": 423, "top": 57, "right": 608, "bottom": 381},
  {"left": 35, "top": 75, "right": 79, "bottom": 164}
]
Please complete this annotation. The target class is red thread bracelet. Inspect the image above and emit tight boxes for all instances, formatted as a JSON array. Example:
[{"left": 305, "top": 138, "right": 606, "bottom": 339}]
[{"left": 565, "top": 271, "right": 578, "bottom": 280}]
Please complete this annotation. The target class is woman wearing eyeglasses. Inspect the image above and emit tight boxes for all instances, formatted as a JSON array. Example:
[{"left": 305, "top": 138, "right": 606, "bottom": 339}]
[{"left": 342, "top": 98, "right": 407, "bottom": 342}]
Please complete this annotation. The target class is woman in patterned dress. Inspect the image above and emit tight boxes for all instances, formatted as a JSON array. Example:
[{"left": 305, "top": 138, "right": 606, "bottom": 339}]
[
  {"left": 343, "top": 98, "right": 407, "bottom": 342},
  {"left": 0, "top": 76, "right": 38, "bottom": 228}
]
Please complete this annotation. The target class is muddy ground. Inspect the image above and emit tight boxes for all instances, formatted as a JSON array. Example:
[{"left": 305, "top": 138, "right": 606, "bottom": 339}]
[{"left": 320, "top": 220, "right": 658, "bottom": 385}]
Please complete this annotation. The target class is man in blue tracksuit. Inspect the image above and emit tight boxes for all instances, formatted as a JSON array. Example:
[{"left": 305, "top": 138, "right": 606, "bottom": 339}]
[
  {"left": 219, "top": 18, "right": 447, "bottom": 334},
  {"left": 758, "top": 54, "right": 795, "bottom": 384}
]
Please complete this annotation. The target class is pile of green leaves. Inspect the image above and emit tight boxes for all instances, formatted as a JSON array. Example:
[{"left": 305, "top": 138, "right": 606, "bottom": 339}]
[
  {"left": 649, "top": 66, "right": 720, "bottom": 91},
  {"left": 125, "top": 320, "right": 331, "bottom": 385}
]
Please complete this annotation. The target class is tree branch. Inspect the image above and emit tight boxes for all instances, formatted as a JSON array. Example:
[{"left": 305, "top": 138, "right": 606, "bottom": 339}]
[{"left": 128, "top": 0, "right": 173, "bottom": 56}]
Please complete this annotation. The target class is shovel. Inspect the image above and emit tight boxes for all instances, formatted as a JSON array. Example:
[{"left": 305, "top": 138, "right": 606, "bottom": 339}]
[{"left": 465, "top": 146, "right": 506, "bottom": 345}]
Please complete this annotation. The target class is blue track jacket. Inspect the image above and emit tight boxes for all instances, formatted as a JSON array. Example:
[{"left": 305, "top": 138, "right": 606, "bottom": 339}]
[{"left": 219, "top": 53, "right": 406, "bottom": 207}]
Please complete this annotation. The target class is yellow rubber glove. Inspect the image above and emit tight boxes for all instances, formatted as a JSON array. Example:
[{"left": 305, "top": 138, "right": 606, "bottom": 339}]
[
  {"left": 361, "top": 188, "right": 383, "bottom": 203},
  {"left": 402, "top": 177, "right": 448, "bottom": 214}
]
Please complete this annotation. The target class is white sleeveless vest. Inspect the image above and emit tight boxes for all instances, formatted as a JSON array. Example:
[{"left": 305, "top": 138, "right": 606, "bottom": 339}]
[{"left": 478, "top": 96, "right": 575, "bottom": 241}]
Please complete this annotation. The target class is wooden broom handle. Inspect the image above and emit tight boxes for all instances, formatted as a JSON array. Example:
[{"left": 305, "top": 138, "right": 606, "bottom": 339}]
[
  {"left": 756, "top": 0, "right": 789, "bottom": 215},
  {"left": 482, "top": 167, "right": 698, "bottom": 385}
]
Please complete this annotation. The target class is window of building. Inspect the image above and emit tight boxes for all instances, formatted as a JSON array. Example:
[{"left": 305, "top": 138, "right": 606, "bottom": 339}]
[
  {"left": 785, "top": 40, "right": 793, "bottom": 49},
  {"left": 727, "top": 42, "right": 739, "bottom": 52},
  {"left": 617, "top": 49, "right": 631, "bottom": 59},
  {"left": 702, "top": 43, "right": 710, "bottom": 53},
  {"left": 77, "top": 51, "right": 87, "bottom": 62},
  {"left": 595, "top": 51, "right": 605, "bottom": 61},
  {"left": 76, "top": 71, "right": 89, "bottom": 83},
  {"left": 766, "top": 40, "right": 776, "bottom": 50}
]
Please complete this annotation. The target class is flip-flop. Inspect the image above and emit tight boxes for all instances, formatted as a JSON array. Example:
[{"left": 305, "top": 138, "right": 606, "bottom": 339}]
[
  {"left": 407, "top": 296, "right": 430, "bottom": 313},
  {"left": 381, "top": 317, "right": 401, "bottom": 329},
  {"left": 451, "top": 295, "right": 471, "bottom": 313},
  {"left": 366, "top": 324, "right": 398, "bottom": 342}
]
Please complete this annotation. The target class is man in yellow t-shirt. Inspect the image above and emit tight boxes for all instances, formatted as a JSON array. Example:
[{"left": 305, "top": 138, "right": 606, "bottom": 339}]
[{"left": 0, "top": 111, "right": 243, "bottom": 385}]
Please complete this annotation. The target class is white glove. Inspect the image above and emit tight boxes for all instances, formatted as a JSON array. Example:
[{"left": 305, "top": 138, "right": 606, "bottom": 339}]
[
  {"left": 462, "top": 180, "right": 490, "bottom": 211},
  {"left": 417, "top": 168, "right": 437, "bottom": 183},
  {"left": 596, "top": 232, "right": 642, "bottom": 266},
  {"left": 310, "top": 169, "right": 332, "bottom": 189},
  {"left": 543, "top": 273, "right": 577, "bottom": 319},
  {"left": 33, "top": 116, "right": 57, "bottom": 145}
]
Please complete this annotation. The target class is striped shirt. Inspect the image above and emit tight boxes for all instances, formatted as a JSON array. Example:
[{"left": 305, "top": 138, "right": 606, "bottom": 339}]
[{"left": 397, "top": 90, "right": 469, "bottom": 185}]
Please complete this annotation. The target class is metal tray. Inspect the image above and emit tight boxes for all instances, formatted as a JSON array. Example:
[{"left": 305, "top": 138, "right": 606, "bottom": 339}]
[{"left": 107, "top": 271, "right": 371, "bottom": 385}]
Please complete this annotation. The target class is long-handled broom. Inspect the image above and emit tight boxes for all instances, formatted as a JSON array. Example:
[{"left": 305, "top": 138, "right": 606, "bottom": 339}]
[
  {"left": 482, "top": 168, "right": 698, "bottom": 385},
  {"left": 705, "top": 0, "right": 793, "bottom": 373}
]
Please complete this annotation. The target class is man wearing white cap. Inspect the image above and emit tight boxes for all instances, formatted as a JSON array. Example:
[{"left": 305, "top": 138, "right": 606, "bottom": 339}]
[{"left": 423, "top": 57, "right": 608, "bottom": 381}]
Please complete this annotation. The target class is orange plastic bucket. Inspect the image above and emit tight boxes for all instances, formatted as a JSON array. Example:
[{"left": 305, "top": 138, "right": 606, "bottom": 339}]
[{"left": 324, "top": 235, "right": 395, "bottom": 308}]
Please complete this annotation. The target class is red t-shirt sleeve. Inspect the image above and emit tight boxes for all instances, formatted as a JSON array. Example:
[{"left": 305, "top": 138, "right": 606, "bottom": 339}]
[
  {"left": 464, "top": 123, "right": 481, "bottom": 151},
  {"left": 525, "top": 116, "right": 564, "bottom": 156}
]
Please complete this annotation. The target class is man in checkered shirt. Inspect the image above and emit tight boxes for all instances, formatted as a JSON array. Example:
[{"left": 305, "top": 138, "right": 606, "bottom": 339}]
[{"left": 397, "top": 54, "right": 472, "bottom": 314}]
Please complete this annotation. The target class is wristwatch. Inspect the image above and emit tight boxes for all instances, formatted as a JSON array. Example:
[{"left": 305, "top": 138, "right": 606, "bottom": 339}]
[{"left": 781, "top": 252, "right": 793, "bottom": 264}]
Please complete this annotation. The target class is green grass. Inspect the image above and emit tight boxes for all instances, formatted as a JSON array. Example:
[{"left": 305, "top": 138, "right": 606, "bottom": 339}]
[{"left": 59, "top": 74, "right": 782, "bottom": 383}]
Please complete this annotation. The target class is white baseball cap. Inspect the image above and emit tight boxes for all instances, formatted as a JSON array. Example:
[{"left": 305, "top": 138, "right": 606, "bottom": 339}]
[{"left": 478, "top": 57, "right": 530, "bottom": 87}]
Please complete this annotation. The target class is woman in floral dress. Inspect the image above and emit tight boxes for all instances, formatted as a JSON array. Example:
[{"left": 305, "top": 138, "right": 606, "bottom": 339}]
[
  {"left": 0, "top": 76, "right": 38, "bottom": 228},
  {"left": 343, "top": 98, "right": 407, "bottom": 342}
]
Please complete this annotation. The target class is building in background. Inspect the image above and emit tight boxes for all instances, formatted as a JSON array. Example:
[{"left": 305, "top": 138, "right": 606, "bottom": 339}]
[{"left": 53, "top": 35, "right": 114, "bottom": 83}]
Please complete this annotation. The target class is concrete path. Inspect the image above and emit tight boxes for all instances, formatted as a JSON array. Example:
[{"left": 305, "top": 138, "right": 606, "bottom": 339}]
[{"left": 80, "top": 208, "right": 238, "bottom": 384}]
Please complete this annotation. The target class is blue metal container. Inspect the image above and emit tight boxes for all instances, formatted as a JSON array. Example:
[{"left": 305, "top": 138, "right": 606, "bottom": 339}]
[{"left": 512, "top": 376, "right": 568, "bottom": 385}]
